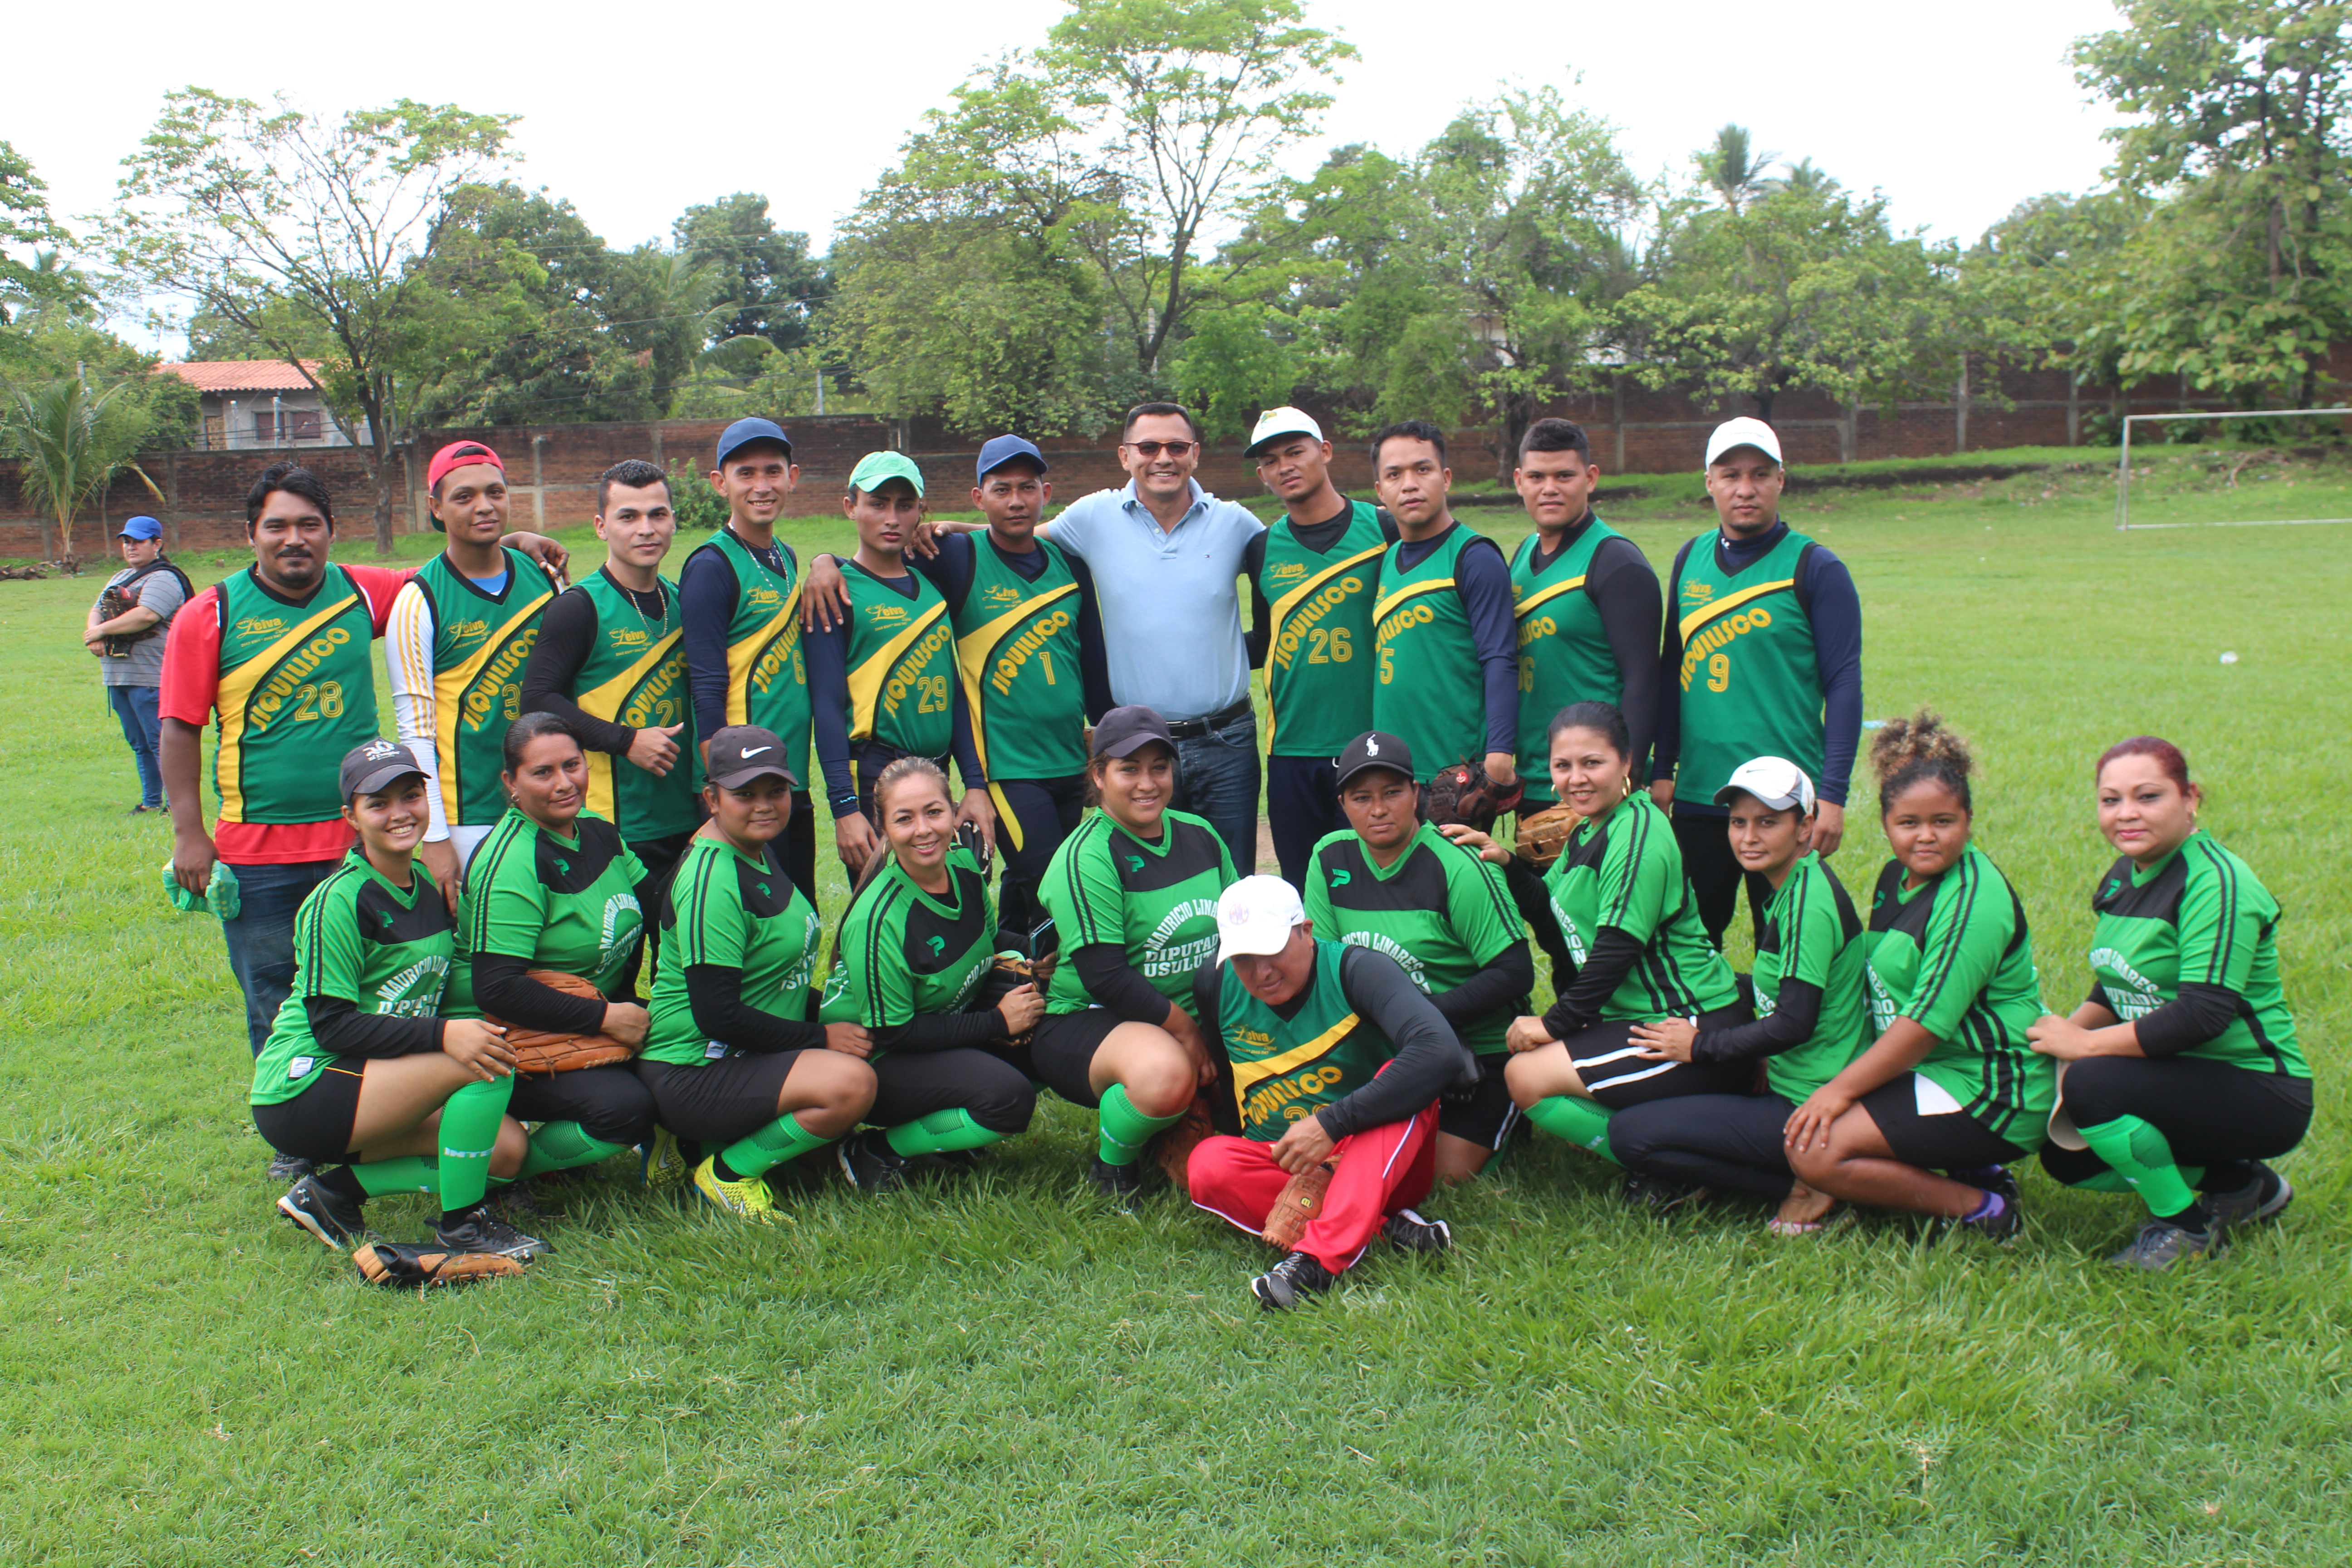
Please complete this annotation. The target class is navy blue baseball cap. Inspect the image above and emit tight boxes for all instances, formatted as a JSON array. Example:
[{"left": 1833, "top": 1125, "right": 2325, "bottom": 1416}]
[
  {"left": 715, "top": 418, "right": 793, "bottom": 468},
  {"left": 119, "top": 515, "right": 163, "bottom": 541},
  {"left": 976, "top": 434, "right": 1049, "bottom": 483}
]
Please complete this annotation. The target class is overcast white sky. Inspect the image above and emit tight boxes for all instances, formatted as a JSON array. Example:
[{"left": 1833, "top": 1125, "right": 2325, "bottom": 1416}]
[{"left": 11, "top": 0, "right": 2130, "bottom": 354}]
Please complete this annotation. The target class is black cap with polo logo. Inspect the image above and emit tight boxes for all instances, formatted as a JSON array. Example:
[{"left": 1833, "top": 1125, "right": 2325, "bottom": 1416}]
[
  {"left": 705, "top": 725, "right": 801, "bottom": 789},
  {"left": 1334, "top": 730, "right": 1415, "bottom": 791}
]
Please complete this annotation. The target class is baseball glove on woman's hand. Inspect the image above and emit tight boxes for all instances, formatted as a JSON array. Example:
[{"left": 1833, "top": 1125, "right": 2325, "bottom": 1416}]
[
  {"left": 488, "top": 969, "right": 635, "bottom": 1075},
  {"left": 1426, "top": 760, "right": 1525, "bottom": 832}
]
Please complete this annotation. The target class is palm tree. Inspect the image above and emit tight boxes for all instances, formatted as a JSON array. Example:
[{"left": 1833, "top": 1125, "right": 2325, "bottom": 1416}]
[
  {"left": 0, "top": 377, "right": 162, "bottom": 570},
  {"left": 1698, "top": 124, "right": 1777, "bottom": 215}
]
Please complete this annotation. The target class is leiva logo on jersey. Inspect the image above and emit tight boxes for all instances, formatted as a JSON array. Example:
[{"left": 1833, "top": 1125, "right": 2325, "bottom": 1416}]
[
  {"left": 1682, "top": 582, "right": 1715, "bottom": 605},
  {"left": 609, "top": 627, "right": 651, "bottom": 650},
  {"left": 983, "top": 584, "right": 1023, "bottom": 608},
  {"left": 234, "top": 615, "right": 288, "bottom": 637}
]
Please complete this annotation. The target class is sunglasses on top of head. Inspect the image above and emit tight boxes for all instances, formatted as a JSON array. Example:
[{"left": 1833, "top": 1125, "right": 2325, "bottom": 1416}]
[{"left": 1124, "top": 440, "right": 1194, "bottom": 457}]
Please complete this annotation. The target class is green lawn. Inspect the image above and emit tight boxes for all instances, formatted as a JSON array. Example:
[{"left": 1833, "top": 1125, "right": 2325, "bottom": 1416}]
[{"left": 2, "top": 449, "right": 2347, "bottom": 1564}]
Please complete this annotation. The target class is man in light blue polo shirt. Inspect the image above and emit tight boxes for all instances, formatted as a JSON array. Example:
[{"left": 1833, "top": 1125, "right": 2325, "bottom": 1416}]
[{"left": 1044, "top": 401, "right": 1265, "bottom": 873}]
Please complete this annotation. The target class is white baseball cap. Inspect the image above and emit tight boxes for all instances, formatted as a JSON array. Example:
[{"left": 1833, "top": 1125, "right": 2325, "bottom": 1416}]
[
  {"left": 1704, "top": 416, "right": 1784, "bottom": 469},
  {"left": 1714, "top": 755, "right": 1817, "bottom": 813},
  {"left": 1246, "top": 406, "right": 1325, "bottom": 458},
  {"left": 1216, "top": 875, "right": 1309, "bottom": 963}
]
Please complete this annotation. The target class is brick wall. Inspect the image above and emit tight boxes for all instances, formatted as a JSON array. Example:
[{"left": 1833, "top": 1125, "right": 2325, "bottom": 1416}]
[{"left": 6, "top": 354, "right": 2348, "bottom": 559}]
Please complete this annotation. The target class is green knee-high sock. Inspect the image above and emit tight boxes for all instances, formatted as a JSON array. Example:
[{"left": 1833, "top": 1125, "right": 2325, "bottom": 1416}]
[
  {"left": 716, "top": 1110, "right": 835, "bottom": 1182},
  {"left": 352, "top": 1156, "right": 438, "bottom": 1198},
  {"left": 1096, "top": 1084, "right": 1181, "bottom": 1167},
  {"left": 1527, "top": 1095, "right": 1618, "bottom": 1166},
  {"left": 2076, "top": 1114, "right": 2200, "bottom": 1220},
  {"left": 2061, "top": 1164, "right": 2207, "bottom": 1196},
  {"left": 436, "top": 1075, "right": 514, "bottom": 1217},
  {"left": 519, "top": 1121, "right": 626, "bottom": 1179},
  {"left": 885, "top": 1108, "right": 1007, "bottom": 1159}
]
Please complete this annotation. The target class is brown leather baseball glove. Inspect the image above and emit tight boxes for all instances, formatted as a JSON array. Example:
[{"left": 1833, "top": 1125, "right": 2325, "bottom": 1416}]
[
  {"left": 1512, "top": 804, "right": 1581, "bottom": 870},
  {"left": 353, "top": 1240, "right": 528, "bottom": 1288},
  {"left": 973, "top": 954, "right": 1044, "bottom": 1048},
  {"left": 1261, "top": 1158, "right": 1337, "bottom": 1248},
  {"left": 487, "top": 968, "right": 635, "bottom": 1075},
  {"left": 1153, "top": 1094, "right": 1218, "bottom": 1188},
  {"left": 1425, "top": 760, "right": 1525, "bottom": 832}
]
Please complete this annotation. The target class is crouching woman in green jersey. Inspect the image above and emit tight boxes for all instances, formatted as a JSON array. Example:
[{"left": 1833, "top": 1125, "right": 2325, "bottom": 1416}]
[
  {"left": 257, "top": 741, "right": 544, "bottom": 1263},
  {"left": 1784, "top": 712, "right": 2053, "bottom": 1239},
  {"left": 638, "top": 725, "right": 877, "bottom": 1218},
  {"left": 1608, "top": 756, "right": 1871, "bottom": 1232},
  {"left": 1035, "top": 706, "right": 1237, "bottom": 1200},
  {"left": 1470, "top": 702, "right": 1749, "bottom": 1177},
  {"left": 2028, "top": 736, "right": 2311, "bottom": 1271},
  {"left": 465, "top": 714, "right": 662, "bottom": 1189},
  {"left": 820, "top": 756, "right": 1045, "bottom": 1193}
]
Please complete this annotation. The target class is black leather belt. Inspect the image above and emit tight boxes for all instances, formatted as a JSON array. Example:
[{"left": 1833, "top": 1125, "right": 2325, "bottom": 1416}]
[{"left": 1163, "top": 698, "right": 1253, "bottom": 740}]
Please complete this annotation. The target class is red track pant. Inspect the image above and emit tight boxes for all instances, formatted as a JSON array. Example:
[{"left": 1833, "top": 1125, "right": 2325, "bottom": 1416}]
[{"left": 1185, "top": 1102, "right": 1437, "bottom": 1274}]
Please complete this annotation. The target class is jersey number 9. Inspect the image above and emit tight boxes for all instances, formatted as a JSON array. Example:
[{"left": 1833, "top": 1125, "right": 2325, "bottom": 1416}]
[{"left": 1706, "top": 651, "right": 1731, "bottom": 693}]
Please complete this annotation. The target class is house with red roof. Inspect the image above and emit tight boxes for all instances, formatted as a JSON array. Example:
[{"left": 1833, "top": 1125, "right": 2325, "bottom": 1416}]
[{"left": 159, "top": 361, "right": 370, "bottom": 450}]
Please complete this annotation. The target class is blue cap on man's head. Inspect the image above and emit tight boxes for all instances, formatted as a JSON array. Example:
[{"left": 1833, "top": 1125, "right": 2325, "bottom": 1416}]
[
  {"left": 715, "top": 418, "right": 793, "bottom": 469},
  {"left": 975, "top": 434, "right": 1049, "bottom": 484},
  {"left": 119, "top": 516, "right": 163, "bottom": 541}
]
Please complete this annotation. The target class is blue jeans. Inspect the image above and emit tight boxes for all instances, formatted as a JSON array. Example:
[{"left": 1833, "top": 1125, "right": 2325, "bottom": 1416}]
[
  {"left": 107, "top": 685, "right": 163, "bottom": 808},
  {"left": 1171, "top": 711, "right": 1261, "bottom": 877},
  {"left": 221, "top": 859, "right": 340, "bottom": 1055}
]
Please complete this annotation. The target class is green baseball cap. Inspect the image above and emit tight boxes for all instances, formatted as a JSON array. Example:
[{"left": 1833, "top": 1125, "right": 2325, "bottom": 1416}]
[{"left": 849, "top": 450, "right": 924, "bottom": 497}]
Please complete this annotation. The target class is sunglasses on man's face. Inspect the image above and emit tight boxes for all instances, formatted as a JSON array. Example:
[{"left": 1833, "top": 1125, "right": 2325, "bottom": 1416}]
[{"left": 1124, "top": 440, "right": 1194, "bottom": 458}]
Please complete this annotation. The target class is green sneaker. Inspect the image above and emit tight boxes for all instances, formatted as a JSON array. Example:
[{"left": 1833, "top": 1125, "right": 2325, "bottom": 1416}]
[
  {"left": 640, "top": 1127, "right": 688, "bottom": 1189},
  {"left": 692, "top": 1156, "right": 776, "bottom": 1220}
]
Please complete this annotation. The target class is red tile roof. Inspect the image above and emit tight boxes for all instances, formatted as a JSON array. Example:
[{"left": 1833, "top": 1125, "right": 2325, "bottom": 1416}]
[{"left": 162, "top": 360, "right": 325, "bottom": 392}]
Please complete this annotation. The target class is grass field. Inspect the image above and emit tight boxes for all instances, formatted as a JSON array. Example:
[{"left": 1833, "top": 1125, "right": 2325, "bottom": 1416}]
[{"left": 1, "top": 447, "right": 2347, "bottom": 1565}]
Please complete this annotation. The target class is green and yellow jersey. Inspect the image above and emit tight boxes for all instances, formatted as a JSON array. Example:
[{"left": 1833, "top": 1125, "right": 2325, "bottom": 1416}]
[
  {"left": 1303, "top": 821, "right": 1525, "bottom": 1054},
  {"left": 1040, "top": 808, "right": 1236, "bottom": 1015},
  {"left": 210, "top": 564, "right": 381, "bottom": 826},
  {"left": 2087, "top": 829, "right": 2304, "bottom": 1077},
  {"left": 688, "top": 527, "right": 812, "bottom": 787},
  {"left": 1256, "top": 501, "right": 1387, "bottom": 758},
  {"left": 1217, "top": 939, "right": 1395, "bottom": 1141},
  {"left": 1544, "top": 790, "right": 1741, "bottom": 1021},
  {"left": 564, "top": 571, "right": 702, "bottom": 842},
  {"left": 250, "top": 850, "right": 459, "bottom": 1104},
  {"left": 819, "top": 846, "right": 995, "bottom": 1049},
  {"left": 838, "top": 560, "right": 958, "bottom": 760},
  {"left": 1509, "top": 519, "right": 1628, "bottom": 805},
  {"left": 463, "top": 806, "right": 648, "bottom": 997},
  {"left": 1752, "top": 853, "right": 1871, "bottom": 1101},
  {"left": 1865, "top": 844, "right": 2054, "bottom": 1147},
  {"left": 645, "top": 833, "right": 825, "bottom": 1066},
  {"left": 1669, "top": 526, "right": 1823, "bottom": 807},
  {"left": 1372, "top": 523, "right": 1487, "bottom": 780},
  {"left": 953, "top": 536, "right": 1087, "bottom": 784},
  {"left": 394, "top": 547, "right": 554, "bottom": 829}
]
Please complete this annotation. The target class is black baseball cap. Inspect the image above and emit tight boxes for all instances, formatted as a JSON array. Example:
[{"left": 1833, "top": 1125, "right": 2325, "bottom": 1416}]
[
  {"left": 705, "top": 725, "right": 801, "bottom": 789},
  {"left": 1335, "top": 730, "right": 1415, "bottom": 790},
  {"left": 340, "top": 739, "right": 425, "bottom": 802},
  {"left": 1090, "top": 705, "right": 1174, "bottom": 760}
]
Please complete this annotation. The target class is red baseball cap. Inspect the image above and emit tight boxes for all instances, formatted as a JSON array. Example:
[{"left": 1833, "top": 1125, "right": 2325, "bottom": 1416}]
[{"left": 427, "top": 440, "right": 505, "bottom": 492}]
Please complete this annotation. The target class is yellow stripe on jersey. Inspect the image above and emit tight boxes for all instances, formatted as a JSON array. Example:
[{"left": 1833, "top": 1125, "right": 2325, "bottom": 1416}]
[
  {"left": 431, "top": 595, "right": 546, "bottom": 824},
  {"left": 1269, "top": 542, "right": 1385, "bottom": 647},
  {"left": 213, "top": 585, "right": 361, "bottom": 823},
  {"left": 1513, "top": 574, "right": 1588, "bottom": 619},
  {"left": 1678, "top": 577, "right": 1796, "bottom": 642},
  {"left": 576, "top": 629, "right": 682, "bottom": 822},
  {"left": 845, "top": 601, "right": 948, "bottom": 742},
  {"left": 954, "top": 583, "right": 1078, "bottom": 856},
  {"left": 1230, "top": 1011, "right": 1363, "bottom": 1098},
  {"left": 724, "top": 578, "right": 804, "bottom": 725},
  {"left": 1373, "top": 577, "right": 1455, "bottom": 624}
]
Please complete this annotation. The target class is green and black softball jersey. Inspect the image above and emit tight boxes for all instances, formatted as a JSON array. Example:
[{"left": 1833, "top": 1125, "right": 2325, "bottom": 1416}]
[
  {"left": 1752, "top": 853, "right": 1870, "bottom": 1101},
  {"left": 952, "top": 536, "right": 1087, "bottom": 782},
  {"left": 1217, "top": 939, "right": 1394, "bottom": 1141},
  {"left": 1865, "top": 845, "right": 2054, "bottom": 1146},
  {"left": 1303, "top": 822, "right": 1524, "bottom": 1054},
  {"left": 464, "top": 806, "right": 648, "bottom": 997},
  {"left": 1256, "top": 501, "right": 1387, "bottom": 758},
  {"left": 2087, "top": 829, "right": 2304, "bottom": 1077},
  {"left": 819, "top": 846, "right": 995, "bottom": 1048},
  {"left": 1040, "top": 808, "right": 1236, "bottom": 1015},
  {"left": 1668, "top": 525, "right": 1823, "bottom": 807},
  {"left": 251, "top": 851, "right": 459, "bottom": 1104},
  {"left": 645, "top": 834, "right": 825, "bottom": 1067},
  {"left": 1544, "top": 791, "right": 1741, "bottom": 1021},
  {"left": 564, "top": 570, "right": 702, "bottom": 841},
  {"left": 1509, "top": 519, "right": 1628, "bottom": 805}
]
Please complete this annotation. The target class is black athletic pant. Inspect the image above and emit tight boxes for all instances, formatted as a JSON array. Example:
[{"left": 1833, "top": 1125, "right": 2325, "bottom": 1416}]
[
  {"left": 1266, "top": 753, "right": 1345, "bottom": 891},
  {"left": 2039, "top": 1057, "right": 2313, "bottom": 1194},
  {"left": 1673, "top": 809, "right": 1770, "bottom": 950},
  {"left": 868, "top": 1048, "right": 1038, "bottom": 1137},
  {"left": 508, "top": 1064, "right": 659, "bottom": 1148},
  {"left": 991, "top": 775, "right": 1086, "bottom": 952},
  {"left": 783, "top": 791, "right": 817, "bottom": 912},
  {"left": 1611, "top": 1092, "right": 1798, "bottom": 1200}
]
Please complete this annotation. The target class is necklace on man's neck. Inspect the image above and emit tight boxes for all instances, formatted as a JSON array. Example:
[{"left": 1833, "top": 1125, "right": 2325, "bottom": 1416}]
[{"left": 617, "top": 573, "right": 666, "bottom": 632}]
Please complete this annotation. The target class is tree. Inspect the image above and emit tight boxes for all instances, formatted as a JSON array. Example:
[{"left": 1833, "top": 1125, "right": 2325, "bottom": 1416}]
[
  {"left": 2, "top": 142, "right": 97, "bottom": 368},
  {"left": 1696, "top": 124, "right": 1777, "bottom": 216},
  {"left": 0, "top": 377, "right": 164, "bottom": 567},
  {"left": 2070, "top": 0, "right": 2352, "bottom": 407},
  {"left": 673, "top": 194, "right": 829, "bottom": 354},
  {"left": 105, "top": 90, "right": 521, "bottom": 551}
]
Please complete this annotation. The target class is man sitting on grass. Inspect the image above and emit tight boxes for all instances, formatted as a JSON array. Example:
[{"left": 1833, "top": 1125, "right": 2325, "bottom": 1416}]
[{"left": 1185, "top": 876, "right": 1476, "bottom": 1310}]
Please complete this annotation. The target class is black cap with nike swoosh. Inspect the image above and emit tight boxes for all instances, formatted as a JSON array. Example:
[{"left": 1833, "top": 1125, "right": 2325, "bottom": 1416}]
[{"left": 704, "top": 725, "right": 801, "bottom": 789}]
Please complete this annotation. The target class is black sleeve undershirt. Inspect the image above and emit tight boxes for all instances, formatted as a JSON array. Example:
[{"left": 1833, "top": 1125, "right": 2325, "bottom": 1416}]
[
  {"left": 1503, "top": 856, "right": 1575, "bottom": 991},
  {"left": 1690, "top": 978, "right": 1824, "bottom": 1063},
  {"left": 1649, "top": 538, "right": 1698, "bottom": 785},
  {"left": 683, "top": 964, "right": 828, "bottom": 1053},
  {"left": 1431, "top": 941, "right": 1534, "bottom": 1032},
  {"left": 2135, "top": 983, "right": 2245, "bottom": 1057},
  {"left": 1072, "top": 556, "right": 1114, "bottom": 723},
  {"left": 1244, "top": 531, "right": 1271, "bottom": 668},
  {"left": 1453, "top": 535, "right": 1520, "bottom": 760},
  {"left": 872, "top": 1003, "right": 1008, "bottom": 1054},
  {"left": 1541, "top": 926, "right": 1645, "bottom": 1039},
  {"left": 1587, "top": 535, "right": 1663, "bottom": 780},
  {"left": 520, "top": 582, "right": 635, "bottom": 755},
  {"left": 473, "top": 952, "right": 610, "bottom": 1036},
  {"left": 1073, "top": 943, "right": 1176, "bottom": 1024},
  {"left": 677, "top": 545, "right": 738, "bottom": 747},
  {"left": 1318, "top": 946, "right": 1478, "bottom": 1142},
  {"left": 306, "top": 995, "right": 446, "bottom": 1058}
]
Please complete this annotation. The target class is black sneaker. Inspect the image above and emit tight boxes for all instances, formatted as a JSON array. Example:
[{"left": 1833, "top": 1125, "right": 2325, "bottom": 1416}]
[
  {"left": 265, "top": 1151, "right": 315, "bottom": 1183},
  {"left": 1953, "top": 1184, "right": 2024, "bottom": 1245},
  {"left": 1621, "top": 1171, "right": 1710, "bottom": 1218},
  {"left": 276, "top": 1175, "right": 367, "bottom": 1250},
  {"left": 433, "top": 1209, "right": 551, "bottom": 1262},
  {"left": 931, "top": 1146, "right": 992, "bottom": 1175},
  {"left": 1250, "top": 1250, "right": 1337, "bottom": 1311},
  {"left": 2107, "top": 1219, "right": 2217, "bottom": 1272},
  {"left": 836, "top": 1131, "right": 910, "bottom": 1195},
  {"left": 1382, "top": 1208, "right": 1454, "bottom": 1254},
  {"left": 490, "top": 1180, "right": 567, "bottom": 1227},
  {"left": 2205, "top": 1165, "right": 2293, "bottom": 1234},
  {"left": 1086, "top": 1156, "right": 1144, "bottom": 1202}
]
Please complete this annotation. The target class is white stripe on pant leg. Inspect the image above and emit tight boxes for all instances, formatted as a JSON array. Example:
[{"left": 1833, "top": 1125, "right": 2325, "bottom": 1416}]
[
  {"left": 1192, "top": 1198, "right": 1273, "bottom": 1240},
  {"left": 1577, "top": 1044, "right": 1654, "bottom": 1069},
  {"left": 1320, "top": 1110, "right": 1427, "bottom": 1273},
  {"left": 1597, "top": 1059, "right": 1680, "bottom": 1089},
  {"left": 1488, "top": 1101, "right": 1521, "bottom": 1151}
]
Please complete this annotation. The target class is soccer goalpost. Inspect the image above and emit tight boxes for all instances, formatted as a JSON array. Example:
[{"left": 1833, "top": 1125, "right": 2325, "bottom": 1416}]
[{"left": 2113, "top": 407, "right": 2352, "bottom": 530}]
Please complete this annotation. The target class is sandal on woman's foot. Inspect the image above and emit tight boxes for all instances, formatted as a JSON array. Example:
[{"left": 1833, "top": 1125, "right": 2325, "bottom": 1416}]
[{"left": 1767, "top": 1203, "right": 1851, "bottom": 1238}]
